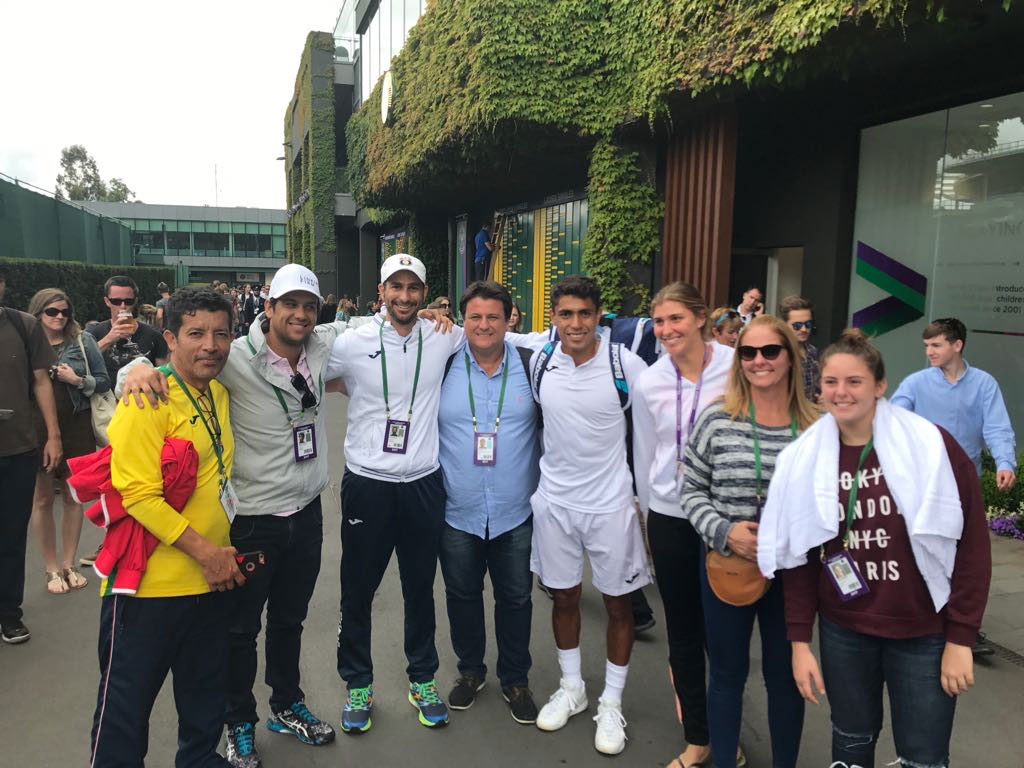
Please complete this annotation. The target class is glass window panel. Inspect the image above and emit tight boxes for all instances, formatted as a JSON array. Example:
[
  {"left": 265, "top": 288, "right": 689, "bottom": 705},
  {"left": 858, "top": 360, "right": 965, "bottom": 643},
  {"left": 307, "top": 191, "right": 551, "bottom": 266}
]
[
  {"left": 379, "top": 0, "right": 391, "bottom": 71},
  {"left": 391, "top": 0, "right": 404, "bottom": 59},
  {"left": 258, "top": 223, "right": 272, "bottom": 234},
  {"left": 177, "top": 221, "right": 192, "bottom": 232},
  {"left": 371, "top": 14, "right": 381, "bottom": 87},
  {"left": 272, "top": 235, "right": 286, "bottom": 254},
  {"left": 193, "top": 232, "right": 229, "bottom": 254},
  {"left": 404, "top": 0, "right": 419, "bottom": 37},
  {"left": 360, "top": 32, "right": 370, "bottom": 101},
  {"left": 232, "top": 222, "right": 247, "bottom": 233},
  {"left": 245, "top": 223, "right": 259, "bottom": 234},
  {"left": 166, "top": 232, "right": 191, "bottom": 254}
]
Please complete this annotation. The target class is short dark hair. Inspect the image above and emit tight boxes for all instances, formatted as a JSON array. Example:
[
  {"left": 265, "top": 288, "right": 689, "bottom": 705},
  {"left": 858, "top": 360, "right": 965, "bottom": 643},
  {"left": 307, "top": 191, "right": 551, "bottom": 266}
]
[
  {"left": 460, "top": 281, "right": 513, "bottom": 320},
  {"left": 104, "top": 275, "right": 139, "bottom": 297},
  {"left": 778, "top": 295, "right": 813, "bottom": 321},
  {"left": 551, "top": 275, "right": 601, "bottom": 311},
  {"left": 165, "top": 288, "right": 233, "bottom": 336},
  {"left": 923, "top": 317, "right": 967, "bottom": 348}
]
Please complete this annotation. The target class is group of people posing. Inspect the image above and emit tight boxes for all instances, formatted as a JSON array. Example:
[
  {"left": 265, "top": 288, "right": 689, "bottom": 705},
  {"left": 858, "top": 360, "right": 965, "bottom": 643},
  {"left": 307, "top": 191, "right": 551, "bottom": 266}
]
[{"left": 21, "top": 251, "right": 1004, "bottom": 768}]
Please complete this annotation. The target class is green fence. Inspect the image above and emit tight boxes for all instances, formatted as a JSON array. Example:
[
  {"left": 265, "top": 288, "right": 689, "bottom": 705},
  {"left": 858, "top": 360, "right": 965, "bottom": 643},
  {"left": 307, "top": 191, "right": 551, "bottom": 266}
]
[{"left": 0, "top": 177, "right": 133, "bottom": 265}]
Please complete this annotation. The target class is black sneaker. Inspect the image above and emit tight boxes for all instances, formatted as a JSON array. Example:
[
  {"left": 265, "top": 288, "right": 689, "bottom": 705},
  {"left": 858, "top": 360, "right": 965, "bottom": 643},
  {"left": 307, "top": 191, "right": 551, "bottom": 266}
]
[
  {"left": 448, "top": 675, "right": 486, "bottom": 710},
  {"left": 502, "top": 686, "right": 538, "bottom": 724},
  {"left": 225, "top": 722, "right": 261, "bottom": 768},
  {"left": 633, "top": 615, "right": 657, "bottom": 636},
  {"left": 1, "top": 621, "right": 30, "bottom": 645},
  {"left": 973, "top": 631, "right": 995, "bottom": 658}
]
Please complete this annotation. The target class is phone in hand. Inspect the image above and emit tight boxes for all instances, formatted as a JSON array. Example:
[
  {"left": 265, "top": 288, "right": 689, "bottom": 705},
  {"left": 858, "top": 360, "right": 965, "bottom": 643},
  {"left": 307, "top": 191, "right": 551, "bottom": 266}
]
[{"left": 235, "top": 551, "right": 266, "bottom": 574}]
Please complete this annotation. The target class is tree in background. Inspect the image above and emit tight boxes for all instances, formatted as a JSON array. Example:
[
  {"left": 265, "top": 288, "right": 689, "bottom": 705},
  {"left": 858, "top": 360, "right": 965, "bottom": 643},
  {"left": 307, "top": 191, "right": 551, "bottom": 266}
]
[{"left": 55, "top": 144, "right": 138, "bottom": 202}]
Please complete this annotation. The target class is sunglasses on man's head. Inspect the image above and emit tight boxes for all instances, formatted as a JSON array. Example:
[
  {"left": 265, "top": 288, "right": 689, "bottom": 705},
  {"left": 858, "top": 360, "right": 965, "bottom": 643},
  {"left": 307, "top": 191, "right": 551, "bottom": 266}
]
[
  {"left": 790, "top": 321, "right": 814, "bottom": 331},
  {"left": 737, "top": 344, "right": 785, "bottom": 361},
  {"left": 291, "top": 373, "right": 318, "bottom": 410},
  {"left": 108, "top": 297, "right": 136, "bottom": 306},
  {"left": 43, "top": 307, "right": 71, "bottom": 318},
  {"left": 715, "top": 310, "right": 740, "bottom": 327}
]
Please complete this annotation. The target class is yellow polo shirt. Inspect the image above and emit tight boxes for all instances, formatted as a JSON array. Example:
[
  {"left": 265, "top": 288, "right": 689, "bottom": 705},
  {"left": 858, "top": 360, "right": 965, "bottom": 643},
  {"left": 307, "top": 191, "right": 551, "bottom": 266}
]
[{"left": 103, "top": 374, "right": 234, "bottom": 598}]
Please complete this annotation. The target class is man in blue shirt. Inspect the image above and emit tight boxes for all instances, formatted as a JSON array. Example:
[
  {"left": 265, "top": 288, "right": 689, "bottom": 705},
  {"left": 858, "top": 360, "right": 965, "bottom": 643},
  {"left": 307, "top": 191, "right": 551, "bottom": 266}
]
[
  {"left": 473, "top": 224, "right": 494, "bottom": 281},
  {"left": 437, "top": 280, "right": 540, "bottom": 725},
  {"left": 891, "top": 317, "right": 1016, "bottom": 489}
]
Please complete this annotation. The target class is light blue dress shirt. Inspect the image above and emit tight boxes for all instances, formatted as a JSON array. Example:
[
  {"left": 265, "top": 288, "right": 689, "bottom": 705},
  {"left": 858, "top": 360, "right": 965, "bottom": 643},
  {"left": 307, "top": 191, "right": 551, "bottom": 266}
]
[
  {"left": 438, "top": 340, "right": 540, "bottom": 539},
  {"left": 890, "top": 361, "right": 1016, "bottom": 474}
]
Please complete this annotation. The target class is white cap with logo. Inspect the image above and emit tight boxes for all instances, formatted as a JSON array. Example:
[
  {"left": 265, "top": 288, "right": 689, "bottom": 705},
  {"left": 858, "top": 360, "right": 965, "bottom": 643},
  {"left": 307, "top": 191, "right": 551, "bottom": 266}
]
[
  {"left": 269, "top": 263, "right": 321, "bottom": 303},
  {"left": 380, "top": 253, "right": 426, "bottom": 285}
]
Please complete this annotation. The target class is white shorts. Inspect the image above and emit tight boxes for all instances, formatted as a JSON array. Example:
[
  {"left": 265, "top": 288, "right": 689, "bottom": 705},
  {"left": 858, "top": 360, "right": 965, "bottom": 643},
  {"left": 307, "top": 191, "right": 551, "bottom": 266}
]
[{"left": 529, "top": 492, "right": 652, "bottom": 597}]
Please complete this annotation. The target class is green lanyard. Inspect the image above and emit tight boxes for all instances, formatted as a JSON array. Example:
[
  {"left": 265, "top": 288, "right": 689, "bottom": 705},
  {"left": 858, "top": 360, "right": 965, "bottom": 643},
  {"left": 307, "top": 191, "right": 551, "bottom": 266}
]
[
  {"left": 246, "top": 337, "right": 324, "bottom": 422},
  {"left": 379, "top": 321, "right": 423, "bottom": 420},
  {"left": 168, "top": 365, "right": 226, "bottom": 478},
  {"left": 842, "top": 438, "right": 875, "bottom": 548},
  {"left": 465, "top": 349, "right": 509, "bottom": 433},
  {"left": 748, "top": 400, "right": 797, "bottom": 507}
]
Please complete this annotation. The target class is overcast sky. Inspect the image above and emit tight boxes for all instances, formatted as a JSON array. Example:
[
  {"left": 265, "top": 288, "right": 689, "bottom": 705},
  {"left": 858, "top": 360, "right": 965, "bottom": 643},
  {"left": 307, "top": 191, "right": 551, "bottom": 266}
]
[{"left": 1, "top": 0, "right": 340, "bottom": 210}]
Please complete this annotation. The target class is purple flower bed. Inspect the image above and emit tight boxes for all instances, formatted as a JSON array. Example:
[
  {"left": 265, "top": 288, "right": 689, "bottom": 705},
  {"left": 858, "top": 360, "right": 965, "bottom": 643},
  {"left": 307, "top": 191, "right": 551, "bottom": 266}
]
[{"left": 990, "top": 515, "right": 1024, "bottom": 541}]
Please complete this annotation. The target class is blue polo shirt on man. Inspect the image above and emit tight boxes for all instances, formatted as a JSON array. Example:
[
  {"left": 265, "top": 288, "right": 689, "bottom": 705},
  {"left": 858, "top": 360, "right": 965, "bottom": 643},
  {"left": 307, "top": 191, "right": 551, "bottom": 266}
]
[
  {"left": 891, "top": 361, "right": 1016, "bottom": 474},
  {"left": 438, "top": 340, "right": 540, "bottom": 539}
]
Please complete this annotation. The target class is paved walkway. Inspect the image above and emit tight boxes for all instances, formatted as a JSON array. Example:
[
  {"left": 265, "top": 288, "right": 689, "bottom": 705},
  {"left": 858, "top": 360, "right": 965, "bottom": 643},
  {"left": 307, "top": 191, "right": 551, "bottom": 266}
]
[{"left": 2, "top": 397, "right": 1023, "bottom": 767}]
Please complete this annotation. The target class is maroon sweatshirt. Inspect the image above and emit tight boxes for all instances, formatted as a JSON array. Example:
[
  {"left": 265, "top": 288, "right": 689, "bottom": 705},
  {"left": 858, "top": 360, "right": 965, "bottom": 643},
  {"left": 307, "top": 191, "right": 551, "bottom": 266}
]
[{"left": 783, "top": 427, "right": 990, "bottom": 647}]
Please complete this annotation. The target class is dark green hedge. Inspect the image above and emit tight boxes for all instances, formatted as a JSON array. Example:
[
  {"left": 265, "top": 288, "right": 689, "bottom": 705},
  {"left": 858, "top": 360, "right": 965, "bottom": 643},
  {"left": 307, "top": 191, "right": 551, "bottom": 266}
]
[{"left": 0, "top": 258, "right": 175, "bottom": 326}]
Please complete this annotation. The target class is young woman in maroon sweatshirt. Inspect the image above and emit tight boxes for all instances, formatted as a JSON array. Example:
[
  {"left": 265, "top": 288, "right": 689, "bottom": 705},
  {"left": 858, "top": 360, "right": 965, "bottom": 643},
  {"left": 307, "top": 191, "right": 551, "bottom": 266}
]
[{"left": 781, "top": 329, "right": 990, "bottom": 768}]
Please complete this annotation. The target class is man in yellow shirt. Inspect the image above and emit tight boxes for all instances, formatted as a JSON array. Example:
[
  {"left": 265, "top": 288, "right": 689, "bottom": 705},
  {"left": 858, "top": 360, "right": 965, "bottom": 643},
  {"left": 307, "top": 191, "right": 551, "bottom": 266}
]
[{"left": 90, "top": 288, "right": 244, "bottom": 768}]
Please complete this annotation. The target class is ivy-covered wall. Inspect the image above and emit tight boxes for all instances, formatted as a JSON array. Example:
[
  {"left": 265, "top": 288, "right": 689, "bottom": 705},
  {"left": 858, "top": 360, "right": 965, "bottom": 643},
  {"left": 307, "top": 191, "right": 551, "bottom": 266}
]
[
  {"left": 284, "top": 31, "right": 336, "bottom": 271},
  {"left": 346, "top": 0, "right": 1015, "bottom": 307}
]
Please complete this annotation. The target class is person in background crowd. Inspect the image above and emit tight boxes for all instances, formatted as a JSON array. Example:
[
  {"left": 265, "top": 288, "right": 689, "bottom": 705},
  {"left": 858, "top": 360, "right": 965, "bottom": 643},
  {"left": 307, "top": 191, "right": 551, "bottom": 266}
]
[
  {"left": 437, "top": 281, "right": 541, "bottom": 725},
  {"left": 319, "top": 294, "right": 338, "bottom": 325},
  {"left": 27, "top": 289, "right": 109, "bottom": 595},
  {"left": 155, "top": 282, "right": 172, "bottom": 329},
  {"left": 778, "top": 296, "right": 820, "bottom": 402},
  {"left": 735, "top": 286, "right": 764, "bottom": 326},
  {"left": 474, "top": 222, "right": 494, "bottom": 282},
  {"left": 89, "top": 287, "right": 243, "bottom": 767},
  {"left": 760, "top": 328, "right": 990, "bottom": 768},
  {"left": 509, "top": 303, "right": 523, "bottom": 333},
  {"left": 0, "top": 269, "right": 62, "bottom": 644},
  {"left": 435, "top": 296, "right": 453, "bottom": 321},
  {"left": 336, "top": 298, "right": 356, "bottom": 323},
  {"left": 258, "top": 283, "right": 270, "bottom": 310},
  {"left": 241, "top": 284, "right": 259, "bottom": 334},
  {"left": 680, "top": 315, "right": 817, "bottom": 768},
  {"left": 631, "top": 282, "right": 742, "bottom": 768},
  {"left": 138, "top": 303, "right": 158, "bottom": 327},
  {"left": 710, "top": 308, "right": 743, "bottom": 348},
  {"left": 86, "top": 275, "right": 168, "bottom": 383},
  {"left": 529, "top": 276, "right": 651, "bottom": 756}
]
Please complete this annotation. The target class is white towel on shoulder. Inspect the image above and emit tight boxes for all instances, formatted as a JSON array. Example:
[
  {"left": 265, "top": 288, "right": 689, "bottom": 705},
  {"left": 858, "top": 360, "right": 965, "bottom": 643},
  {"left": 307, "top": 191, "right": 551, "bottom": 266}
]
[{"left": 757, "top": 398, "right": 963, "bottom": 611}]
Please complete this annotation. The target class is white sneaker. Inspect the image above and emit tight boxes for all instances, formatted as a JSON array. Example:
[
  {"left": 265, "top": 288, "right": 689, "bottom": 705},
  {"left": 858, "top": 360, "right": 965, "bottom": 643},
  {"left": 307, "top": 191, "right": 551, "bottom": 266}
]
[
  {"left": 536, "top": 679, "right": 588, "bottom": 731},
  {"left": 592, "top": 698, "right": 627, "bottom": 755}
]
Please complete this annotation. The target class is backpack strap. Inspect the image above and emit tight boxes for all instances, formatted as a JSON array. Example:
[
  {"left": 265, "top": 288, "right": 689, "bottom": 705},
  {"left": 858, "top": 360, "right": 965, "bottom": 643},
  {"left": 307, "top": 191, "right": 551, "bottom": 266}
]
[
  {"left": 442, "top": 351, "right": 457, "bottom": 382},
  {"left": 530, "top": 342, "right": 555, "bottom": 403},
  {"left": 608, "top": 341, "right": 630, "bottom": 411},
  {"left": 5, "top": 309, "right": 36, "bottom": 395}
]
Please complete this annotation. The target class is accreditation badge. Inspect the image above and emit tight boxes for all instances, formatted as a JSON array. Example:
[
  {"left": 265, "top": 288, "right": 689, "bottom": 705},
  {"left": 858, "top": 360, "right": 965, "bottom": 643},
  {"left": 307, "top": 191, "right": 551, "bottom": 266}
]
[
  {"left": 823, "top": 550, "right": 870, "bottom": 601},
  {"left": 473, "top": 432, "right": 497, "bottom": 466},
  {"left": 220, "top": 478, "right": 240, "bottom": 523},
  {"left": 293, "top": 423, "right": 317, "bottom": 462},
  {"left": 383, "top": 418, "right": 410, "bottom": 454}
]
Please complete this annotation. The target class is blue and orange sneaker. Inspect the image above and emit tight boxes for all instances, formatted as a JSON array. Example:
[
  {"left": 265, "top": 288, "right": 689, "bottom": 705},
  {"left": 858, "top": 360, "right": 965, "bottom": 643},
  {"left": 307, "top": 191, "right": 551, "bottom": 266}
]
[
  {"left": 341, "top": 685, "right": 373, "bottom": 734},
  {"left": 408, "top": 679, "right": 449, "bottom": 727}
]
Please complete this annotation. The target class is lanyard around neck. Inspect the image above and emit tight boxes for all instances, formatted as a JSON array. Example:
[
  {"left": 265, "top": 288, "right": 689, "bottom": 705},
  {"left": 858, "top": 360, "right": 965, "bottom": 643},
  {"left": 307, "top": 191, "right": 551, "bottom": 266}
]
[
  {"left": 247, "top": 337, "right": 324, "bottom": 421},
  {"left": 168, "top": 365, "right": 225, "bottom": 477},
  {"left": 843, "top": 438, "right": 875, "bottom": 548},
  {"left": 674, "top": 344, "right": 709, "bottom": 462},
  {"left": 748, "top": 400, "right": 798, "bottom": 504},
  {"left": 465, "top": 348, "right": 509, "bottom": 433},
  {"left": 379, "top": 321, "right": 423, "bottom": 420}
]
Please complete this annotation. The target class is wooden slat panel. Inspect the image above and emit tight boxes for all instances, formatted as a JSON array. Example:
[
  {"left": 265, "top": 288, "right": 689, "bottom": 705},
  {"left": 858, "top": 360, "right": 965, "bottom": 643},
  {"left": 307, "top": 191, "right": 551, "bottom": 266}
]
[{"left": 662, "top": 106, "right": 737, "bottom": 307}]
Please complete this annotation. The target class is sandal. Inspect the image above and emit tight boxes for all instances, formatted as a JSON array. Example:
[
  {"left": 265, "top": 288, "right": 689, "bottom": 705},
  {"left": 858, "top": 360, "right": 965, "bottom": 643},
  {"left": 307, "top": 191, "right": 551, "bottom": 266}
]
[
  {"left": 46, "top": 571, "right": 69, "bottom": 595},
  {"left": 63, "top": 567, "right": 88, "bottom": 590}
]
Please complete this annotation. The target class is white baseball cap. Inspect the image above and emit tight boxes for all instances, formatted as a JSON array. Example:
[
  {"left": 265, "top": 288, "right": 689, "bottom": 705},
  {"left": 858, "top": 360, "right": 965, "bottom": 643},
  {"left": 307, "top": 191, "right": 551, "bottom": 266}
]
[
  {"left": 380, "top": 253, "right": 426, "bottom": 285},
  {"left": 269, "top": 263, "right": 321, "bottom": 302}
]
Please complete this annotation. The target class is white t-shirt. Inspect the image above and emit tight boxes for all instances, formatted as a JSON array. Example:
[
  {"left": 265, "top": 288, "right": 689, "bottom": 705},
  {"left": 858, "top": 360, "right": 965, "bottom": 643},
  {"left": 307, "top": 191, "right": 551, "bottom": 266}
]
[
  {"left": 531, "top": 336, "right": 648, "bottom": 513},
  {"left": 631, "top": 343, "right": 734, "bottom": 517}
]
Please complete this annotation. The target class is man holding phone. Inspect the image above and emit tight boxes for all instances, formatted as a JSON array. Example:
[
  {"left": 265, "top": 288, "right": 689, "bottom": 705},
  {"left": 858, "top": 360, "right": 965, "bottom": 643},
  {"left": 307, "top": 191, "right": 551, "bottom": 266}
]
[{"left": 735, "top": 285, "right": 764, "bottom": 326}]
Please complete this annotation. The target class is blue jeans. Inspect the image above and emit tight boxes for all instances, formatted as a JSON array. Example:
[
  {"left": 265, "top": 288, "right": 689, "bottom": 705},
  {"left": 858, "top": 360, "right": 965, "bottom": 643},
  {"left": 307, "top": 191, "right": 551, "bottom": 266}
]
[
  {"left": 438, "top": 519, "right": 533, "bottom": 688},
  {"left": 819, "top": 617, "right": 955, "bottom": 768},
  {"left": 699, "top": 549, "right": 804, "bottom": 768}
]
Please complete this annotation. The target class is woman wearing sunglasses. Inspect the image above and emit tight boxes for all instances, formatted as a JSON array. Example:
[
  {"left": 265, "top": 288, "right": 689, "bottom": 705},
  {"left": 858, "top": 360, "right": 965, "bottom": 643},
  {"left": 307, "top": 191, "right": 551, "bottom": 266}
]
[
  {"left": 758, "top": 329, "right": 989, "bottom": 768},
  {"left": 26, "top": 289, "right": 110, "bottom": 594},
  {"left": 679, "top": 315, "right": 818, "bottom": 768},
  {"left": 632, "top": 283, "right": 744, "bottom": 768},
  {"left": 709, "top": 307, "right": 743, "bottom": 348}
]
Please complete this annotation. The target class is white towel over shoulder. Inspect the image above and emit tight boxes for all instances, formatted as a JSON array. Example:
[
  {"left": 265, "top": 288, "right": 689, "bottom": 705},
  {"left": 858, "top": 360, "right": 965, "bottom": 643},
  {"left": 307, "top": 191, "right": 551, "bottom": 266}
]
[{"left": 757, "top": 398, "right": 963, "bottom": 611}]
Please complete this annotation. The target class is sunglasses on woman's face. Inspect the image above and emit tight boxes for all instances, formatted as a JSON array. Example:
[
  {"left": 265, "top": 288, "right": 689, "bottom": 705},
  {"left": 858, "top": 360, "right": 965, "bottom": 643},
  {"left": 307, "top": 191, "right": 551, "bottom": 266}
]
[
  {"left": 737, "top": 344, "right": 785, "bottom": 361},
  {"left": 790, "top": 321, "right": 814, "bottom": 331},
  {"left": 43, "top": 307, "right": 72, "bottom": 318},
  {"left": 439, "top": 302, "right": 450, "bottom": 308}
]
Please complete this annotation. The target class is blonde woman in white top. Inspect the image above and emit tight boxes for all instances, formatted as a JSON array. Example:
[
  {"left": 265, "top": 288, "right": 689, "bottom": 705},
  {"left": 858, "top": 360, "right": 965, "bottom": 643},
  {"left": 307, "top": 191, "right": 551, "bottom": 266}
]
[{"left": 632, "top": 282, "right": 740, "bottom": 768}]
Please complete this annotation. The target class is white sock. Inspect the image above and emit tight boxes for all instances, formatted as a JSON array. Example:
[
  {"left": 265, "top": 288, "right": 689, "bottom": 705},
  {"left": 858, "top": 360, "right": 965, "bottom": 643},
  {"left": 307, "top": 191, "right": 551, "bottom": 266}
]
[
  {"left": 601, "top": 660, "right": 629, "bottom": 705},
  {"left": 557, "top": 647, "right": 583, "bottom": 690}
]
